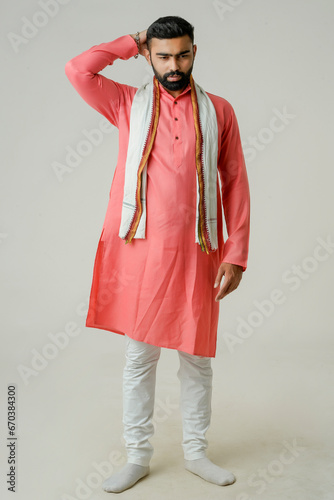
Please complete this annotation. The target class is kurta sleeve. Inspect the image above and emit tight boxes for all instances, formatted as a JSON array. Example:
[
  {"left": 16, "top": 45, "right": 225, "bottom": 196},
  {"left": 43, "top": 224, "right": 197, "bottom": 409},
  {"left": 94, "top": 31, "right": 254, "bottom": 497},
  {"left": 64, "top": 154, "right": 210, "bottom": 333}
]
[
  {"left": 64, "top": 35, "right": 138, "bottom": 127},
  {"left": 218, "top": 106, "right": 250, "bottom": 272}
]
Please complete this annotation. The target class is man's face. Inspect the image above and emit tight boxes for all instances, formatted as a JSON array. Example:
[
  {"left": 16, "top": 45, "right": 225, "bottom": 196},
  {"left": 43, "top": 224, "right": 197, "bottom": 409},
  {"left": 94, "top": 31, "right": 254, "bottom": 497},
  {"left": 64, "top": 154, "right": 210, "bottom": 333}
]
[{"left": 145, "top": 35, "right": 197, "bottom": 93}]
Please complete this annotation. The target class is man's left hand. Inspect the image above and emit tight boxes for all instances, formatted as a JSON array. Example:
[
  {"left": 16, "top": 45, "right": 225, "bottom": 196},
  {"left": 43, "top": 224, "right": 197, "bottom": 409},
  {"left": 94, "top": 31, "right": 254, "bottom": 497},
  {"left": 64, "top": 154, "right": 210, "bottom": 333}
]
[{"left": 214, "top": 262, "right": 243, "bottom": 301}]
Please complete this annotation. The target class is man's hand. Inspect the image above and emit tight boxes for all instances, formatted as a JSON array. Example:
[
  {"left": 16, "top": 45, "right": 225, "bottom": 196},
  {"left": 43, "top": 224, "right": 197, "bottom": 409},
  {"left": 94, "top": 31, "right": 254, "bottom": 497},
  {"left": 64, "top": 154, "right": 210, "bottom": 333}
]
[
  {"left": 130, "top": 30, "right": 148, "bottom": 56},
  {"left": 214, "top": 262, "right": 243, "bottom": 301}
]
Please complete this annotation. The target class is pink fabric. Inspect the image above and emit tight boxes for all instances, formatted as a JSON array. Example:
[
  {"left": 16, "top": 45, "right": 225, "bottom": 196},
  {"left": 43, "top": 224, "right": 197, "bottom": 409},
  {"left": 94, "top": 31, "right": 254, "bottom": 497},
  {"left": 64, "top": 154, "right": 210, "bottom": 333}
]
[{"left": 65, "top": 35, "right": 250, "bottom": 357}]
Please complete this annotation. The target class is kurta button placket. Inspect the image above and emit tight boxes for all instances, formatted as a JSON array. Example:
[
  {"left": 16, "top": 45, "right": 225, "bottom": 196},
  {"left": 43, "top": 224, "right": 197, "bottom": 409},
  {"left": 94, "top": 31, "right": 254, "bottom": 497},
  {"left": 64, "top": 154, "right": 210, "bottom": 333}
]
[{"left": 172, "top": 98, "right": 182, "bottom": 167}]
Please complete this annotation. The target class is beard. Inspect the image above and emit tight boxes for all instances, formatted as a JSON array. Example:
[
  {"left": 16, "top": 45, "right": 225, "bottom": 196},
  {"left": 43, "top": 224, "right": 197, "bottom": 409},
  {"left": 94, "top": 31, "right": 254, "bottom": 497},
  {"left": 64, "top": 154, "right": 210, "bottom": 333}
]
[{"left": 151, "top": 61, "right": 194, "bottom": 91}]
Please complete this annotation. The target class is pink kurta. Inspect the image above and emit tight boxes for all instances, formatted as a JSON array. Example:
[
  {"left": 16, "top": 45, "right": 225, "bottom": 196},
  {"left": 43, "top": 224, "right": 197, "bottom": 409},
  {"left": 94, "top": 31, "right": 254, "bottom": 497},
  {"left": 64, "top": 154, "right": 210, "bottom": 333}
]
[{"left": 65, "top": 35, "right": 250, "bottom": 357}]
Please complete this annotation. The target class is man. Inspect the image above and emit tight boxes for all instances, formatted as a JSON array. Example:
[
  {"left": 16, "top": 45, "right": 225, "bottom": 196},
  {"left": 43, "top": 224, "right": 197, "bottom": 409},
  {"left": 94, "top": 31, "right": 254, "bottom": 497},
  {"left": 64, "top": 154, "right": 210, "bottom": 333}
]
[{"left": 65, "top": 16, "right": 250, "bottom": 493}]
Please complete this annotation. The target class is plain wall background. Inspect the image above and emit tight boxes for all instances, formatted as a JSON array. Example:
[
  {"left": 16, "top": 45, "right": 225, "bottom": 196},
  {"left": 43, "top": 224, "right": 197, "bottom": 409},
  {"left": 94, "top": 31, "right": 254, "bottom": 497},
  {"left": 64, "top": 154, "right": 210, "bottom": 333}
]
[{"left": 1, "top": 1, "right": 334, "bottom": 499}]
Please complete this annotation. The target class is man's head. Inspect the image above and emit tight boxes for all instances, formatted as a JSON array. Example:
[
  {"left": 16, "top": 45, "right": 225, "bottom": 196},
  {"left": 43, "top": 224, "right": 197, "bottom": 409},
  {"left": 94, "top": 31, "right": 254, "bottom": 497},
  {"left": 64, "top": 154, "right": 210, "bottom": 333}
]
[{"left": 145, "top": 16, "right": 197, "bottom": 94}]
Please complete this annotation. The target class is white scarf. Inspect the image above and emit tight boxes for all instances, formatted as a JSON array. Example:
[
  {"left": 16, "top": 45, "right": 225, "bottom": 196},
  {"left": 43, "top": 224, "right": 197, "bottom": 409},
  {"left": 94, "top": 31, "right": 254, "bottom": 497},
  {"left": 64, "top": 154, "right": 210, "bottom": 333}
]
[{"left": 118, "top": 76, "right": 219, "bottom": 252}]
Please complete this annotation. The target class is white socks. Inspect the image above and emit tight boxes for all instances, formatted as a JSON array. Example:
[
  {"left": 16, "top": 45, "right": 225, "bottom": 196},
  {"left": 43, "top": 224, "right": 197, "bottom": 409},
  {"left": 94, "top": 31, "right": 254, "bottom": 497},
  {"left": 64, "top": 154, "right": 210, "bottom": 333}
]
[
  {"left": 101, "top": 458, "right": 235, "bottom": 493},
  {"left": 185, "top": 457, "right": 236, "bottom": 486},
  {"left": 102, "top": 463, "right": 150, "bottom": 493}
]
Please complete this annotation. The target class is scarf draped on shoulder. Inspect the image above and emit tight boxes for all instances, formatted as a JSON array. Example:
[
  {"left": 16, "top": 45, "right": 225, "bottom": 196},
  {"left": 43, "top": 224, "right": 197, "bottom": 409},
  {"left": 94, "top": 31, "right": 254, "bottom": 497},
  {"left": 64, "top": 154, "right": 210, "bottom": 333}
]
[{"left": 118, "top": 74, "right": 219, "bottom": 253}]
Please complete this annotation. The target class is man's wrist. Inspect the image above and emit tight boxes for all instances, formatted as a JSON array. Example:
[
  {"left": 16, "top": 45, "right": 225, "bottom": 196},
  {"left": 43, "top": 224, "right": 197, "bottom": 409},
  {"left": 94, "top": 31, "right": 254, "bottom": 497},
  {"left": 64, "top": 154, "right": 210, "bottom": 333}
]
[
  {"left": 132, "top": 32, "right": 140, "bottom": 58},
  {"left": 127, "top": 34, "right": 140, "bottom": 58},
  {"left": 129, "top": 33, "right": 140, "bottom": 58},
  {"left": 129, "top": 30, "right": 147, "bottom": 57}
]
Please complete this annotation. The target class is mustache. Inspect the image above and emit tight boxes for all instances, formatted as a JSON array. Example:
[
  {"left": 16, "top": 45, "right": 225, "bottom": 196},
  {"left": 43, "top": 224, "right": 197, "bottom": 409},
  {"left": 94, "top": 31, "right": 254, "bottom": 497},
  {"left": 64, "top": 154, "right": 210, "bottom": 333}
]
[{"left": 164, "top": 71, "right": 184, "bottom": 78}]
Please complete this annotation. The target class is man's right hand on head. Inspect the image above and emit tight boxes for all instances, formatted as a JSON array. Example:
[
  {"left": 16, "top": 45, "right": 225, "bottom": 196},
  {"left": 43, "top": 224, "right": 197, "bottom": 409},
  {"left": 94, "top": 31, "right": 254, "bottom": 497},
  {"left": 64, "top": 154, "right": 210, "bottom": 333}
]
[{"left": 130, "top": 30, "right": 148, "bottom": 56}]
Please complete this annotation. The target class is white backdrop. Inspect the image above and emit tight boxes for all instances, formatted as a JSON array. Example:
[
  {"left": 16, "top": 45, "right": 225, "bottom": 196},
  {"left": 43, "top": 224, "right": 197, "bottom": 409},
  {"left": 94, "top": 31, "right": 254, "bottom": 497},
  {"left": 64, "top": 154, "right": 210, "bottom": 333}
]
[{"left": 1, "top": 1, "right": 334, "bottom": 499}]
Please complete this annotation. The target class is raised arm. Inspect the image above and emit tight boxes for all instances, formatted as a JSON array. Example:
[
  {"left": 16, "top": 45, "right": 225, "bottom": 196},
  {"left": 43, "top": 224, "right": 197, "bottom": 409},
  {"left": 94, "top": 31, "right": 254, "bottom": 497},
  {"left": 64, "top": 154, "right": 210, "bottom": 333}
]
[{"left": 64, "top": 34, "right": 140, "bottom": 126}]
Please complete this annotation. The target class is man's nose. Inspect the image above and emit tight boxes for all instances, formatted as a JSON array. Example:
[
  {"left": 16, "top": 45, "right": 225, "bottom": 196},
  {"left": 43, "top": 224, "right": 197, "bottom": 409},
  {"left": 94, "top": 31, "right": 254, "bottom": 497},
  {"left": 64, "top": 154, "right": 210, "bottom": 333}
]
[{"left": 169, "top": 57, "right": 179, "bottom": 72}]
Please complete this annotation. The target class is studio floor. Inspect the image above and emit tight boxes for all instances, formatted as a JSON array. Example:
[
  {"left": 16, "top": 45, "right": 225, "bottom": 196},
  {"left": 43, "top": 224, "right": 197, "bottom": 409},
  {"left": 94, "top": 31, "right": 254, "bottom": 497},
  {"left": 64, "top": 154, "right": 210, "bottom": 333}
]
[{"left": 8, "top": 330, "right": 334, "bottom": 500}]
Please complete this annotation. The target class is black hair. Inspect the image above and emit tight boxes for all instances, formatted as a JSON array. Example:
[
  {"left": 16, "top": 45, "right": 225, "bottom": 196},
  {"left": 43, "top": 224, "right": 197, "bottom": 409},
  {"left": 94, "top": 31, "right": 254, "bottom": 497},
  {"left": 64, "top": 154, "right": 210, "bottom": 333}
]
[{"left": 146, "top": 16, "right": 194, "bottom": 50}]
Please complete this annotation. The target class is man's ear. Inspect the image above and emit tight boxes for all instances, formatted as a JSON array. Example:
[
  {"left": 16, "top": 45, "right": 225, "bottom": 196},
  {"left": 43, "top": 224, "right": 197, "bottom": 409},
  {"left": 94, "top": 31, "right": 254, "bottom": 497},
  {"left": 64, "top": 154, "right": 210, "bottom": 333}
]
[
  {"left": 144, "top": 48, "right": 151, "bottom": 65},
  {"left": 193, "top": 44, "right": 197, "bottom": 58}
]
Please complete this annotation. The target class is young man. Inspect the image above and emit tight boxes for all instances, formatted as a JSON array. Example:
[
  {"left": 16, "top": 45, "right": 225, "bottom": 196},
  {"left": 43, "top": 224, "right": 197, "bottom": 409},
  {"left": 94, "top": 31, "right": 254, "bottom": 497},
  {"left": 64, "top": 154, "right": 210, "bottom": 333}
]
[{"left": 65, "top": 16, "right": 250, "bottom": 493}]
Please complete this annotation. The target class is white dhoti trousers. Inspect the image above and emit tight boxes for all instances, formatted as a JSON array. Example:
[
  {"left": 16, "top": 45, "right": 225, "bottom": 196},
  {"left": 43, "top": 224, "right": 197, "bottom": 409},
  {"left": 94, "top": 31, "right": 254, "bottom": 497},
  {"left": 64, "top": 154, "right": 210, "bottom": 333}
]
[{"left": 123, "top": 335, "right": 213, "bottom": 466}]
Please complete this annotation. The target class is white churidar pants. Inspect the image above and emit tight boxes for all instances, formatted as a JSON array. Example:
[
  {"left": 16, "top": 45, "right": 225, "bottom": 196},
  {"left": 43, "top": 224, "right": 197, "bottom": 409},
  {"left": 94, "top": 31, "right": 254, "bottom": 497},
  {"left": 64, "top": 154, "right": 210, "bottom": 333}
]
[{"left": 123, "top": 335, "right": 213, "bottom": 466}]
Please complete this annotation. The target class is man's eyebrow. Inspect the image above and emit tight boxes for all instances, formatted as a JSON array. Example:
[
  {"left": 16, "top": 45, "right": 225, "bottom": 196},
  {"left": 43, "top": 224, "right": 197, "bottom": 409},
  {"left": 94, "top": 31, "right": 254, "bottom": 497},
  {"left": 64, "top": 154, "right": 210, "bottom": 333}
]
[{"left": 155, "top": 50, "right": 191, "bottom": 56}]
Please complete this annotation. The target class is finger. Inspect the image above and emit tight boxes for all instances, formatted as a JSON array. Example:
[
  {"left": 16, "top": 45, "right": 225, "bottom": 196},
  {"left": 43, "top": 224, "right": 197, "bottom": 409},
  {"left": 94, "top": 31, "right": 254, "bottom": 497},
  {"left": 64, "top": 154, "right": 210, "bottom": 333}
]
[
  {"left": 215, "top": 276, "right": 240, "bottom": 301},
  {"left": 215, "top": 280, "right": 232, "bottom": 301},
  {"left": 214, "top": 274, "right": 221, "bottom": 288},
  {"left": 214, "top": 267, "right": 225, "bottom": 288},
  {"left": 215, "top": 274, "right": 232, "bottom": 298}
]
